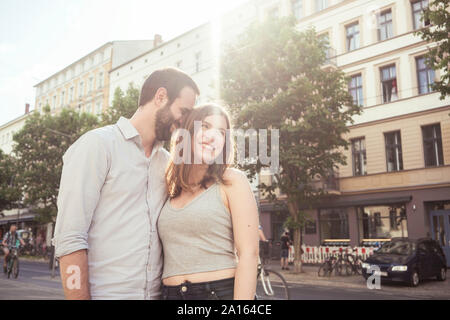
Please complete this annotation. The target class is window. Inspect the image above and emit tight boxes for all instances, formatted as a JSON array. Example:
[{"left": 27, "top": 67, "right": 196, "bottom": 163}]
[
  {"left": 60, "top": 91, "right": 65, "bottom": 107},
  {"left": 79, "top": 82, "right": 84, "bottom": 98},
  {"left": 346, "top": 22, "right": 360, "bottom": 52},
  {"left": 380, "top": 64, "right": 398, "bottom": 103},
  {"left": 95, "top": 100, "right": 102, "bottom": 115},
  {"left": 358, "top": 205, "right": 407, "bottom": 241},
  {"left": 69, "top": 87, "right": 74, "bottom": 102},
  {"left": 349, "top": 74, "right": 363, "bottom": 106},
  {"left": 378, "top": 9, "right": 393, "bottom": 41},
  {"left": 52, "top": 96, "right": 56, "bottom": 110},
  {"left": 412, "top": 0, "right": 429, "bottom": 30},
  {"left": 292, "top": 0, "right": 302, "bottom": 20},
  {"left": 416, "top": 56, "right": 435, "bottom": 94},
  {"left": 319, "top": 209, "right": 349, "bottom": 240},
  {"left": 89, "top": 77, "right": 93, "bottom": 93},
  {"left": 385, "top": 131, "right": 403, "bottom": 172},
  {"left": 97, "top": 72, "right": 104, "bottom": 89},
  {"left": 266, "top": 6, "right": 279, "bottom": 19},
  {"left": 316, "top": 0, "right": 328, "bottom": 12},
  {"left": 422, "top": 123, "right": 444, "bottom": 167},
  {"left": 352, "top": 138, "right": 367, "bottom": 176},
  {"left": 195, "top": 52, "right": 201, "bottom": 73},
  {"left": 318, "top": 33, "right": 332, "bottom": 61}
]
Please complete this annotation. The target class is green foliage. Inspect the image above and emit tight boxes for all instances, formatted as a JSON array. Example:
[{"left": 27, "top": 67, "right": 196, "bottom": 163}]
[
  {"left": 100, "top": 83, "right": 140, "bottom": 126},
  {"left": 12, "top": 106, "right": 99, "bottom": 223},
  {"left": 221, "top": 17, "right": 360, "bottom": 208},
  {"left": 0, "top": 149, "right": 21, "bottom": 212},
  {"left": 415, "top": 0, "right": 450, "bottom": 100},
  {"left": 221, "top": 18, "right": 361, "bottom": 271}
]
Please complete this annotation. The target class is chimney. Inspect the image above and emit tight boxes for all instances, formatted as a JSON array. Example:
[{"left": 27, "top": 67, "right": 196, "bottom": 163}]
[
  {"left": 154, "top": 34, "right": 162, "bottom": 47},
  {"left": 25, "top": 103, "right": 30, "bottom": 114}
]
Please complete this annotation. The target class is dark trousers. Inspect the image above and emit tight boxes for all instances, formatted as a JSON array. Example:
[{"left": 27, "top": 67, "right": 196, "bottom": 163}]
[{"left": 161, "top": 277, "right": 234, "bottom": 300}]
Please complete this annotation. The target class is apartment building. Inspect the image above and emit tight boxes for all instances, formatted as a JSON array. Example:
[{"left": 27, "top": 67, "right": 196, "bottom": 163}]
[
  {"left": 0, "top": 104, "right": 32, "bottom": 155},
  {"left": 33, "top": 39, "right": 162, "bottom": 117},
  {"left": 108, "top": 24, "right": 216, "bottom": 106},
  {"left": 252, "top": 0, "right": 450, "bottom": 265}
]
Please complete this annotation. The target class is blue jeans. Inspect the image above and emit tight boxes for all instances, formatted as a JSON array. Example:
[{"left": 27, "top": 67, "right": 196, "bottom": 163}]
[{"left": 161, "top": 277, "right": 234, "bottom": 300}]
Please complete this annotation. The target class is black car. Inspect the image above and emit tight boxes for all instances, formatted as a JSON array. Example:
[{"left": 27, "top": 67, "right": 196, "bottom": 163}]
[{"left": 361, "top": 238, "right": 447, "bottom": 287}]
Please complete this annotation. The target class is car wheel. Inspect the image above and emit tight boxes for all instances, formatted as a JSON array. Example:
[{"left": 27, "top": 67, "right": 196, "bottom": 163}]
[
  {"left": 409, "top": 270, "right": 420, "bottom": 287},
  {"left": 437, "top": 267, "right": 446, "bottom": 281}
]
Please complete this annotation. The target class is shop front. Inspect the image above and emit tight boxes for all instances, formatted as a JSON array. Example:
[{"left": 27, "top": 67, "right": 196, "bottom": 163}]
[{"left": 260, "top": 186, "right": 450, "bottom": 264}]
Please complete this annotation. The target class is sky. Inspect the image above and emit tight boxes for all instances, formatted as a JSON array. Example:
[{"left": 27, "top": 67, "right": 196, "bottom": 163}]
[{"left": 0, "top": 0, "right": 249, "bottom": 126}]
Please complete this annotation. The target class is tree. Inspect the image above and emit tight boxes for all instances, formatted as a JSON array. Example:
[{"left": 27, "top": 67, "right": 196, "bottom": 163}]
[
  {"left": 100, "top": 83, "right": 140, "bottom": 126},
  {"left": 221, "top": 17, "right": 361, "bottom": 273},
  {"left": 12, "top": 106, "right": 99, "bottom": 223},
  {"left": 0, "top": 149, "right": 21, "bottom": 213},
  {"left": 415, "top": 0, "right": 450, "bottom": 100}
]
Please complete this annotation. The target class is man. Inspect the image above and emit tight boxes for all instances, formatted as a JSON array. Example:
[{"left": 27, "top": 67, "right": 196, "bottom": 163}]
[
  {"left": 2, "top": 224, "right": 25, "bottom": 273},
  {"left": 52, "top": 67, "right": 199, "bottom": 300},
  {"left": 280, "top": 231, "right": 291, "bottom": 270}
]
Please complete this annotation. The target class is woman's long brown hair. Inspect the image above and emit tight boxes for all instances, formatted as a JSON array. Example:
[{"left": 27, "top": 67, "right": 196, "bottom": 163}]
[{"left": 165, "top": 103, "right": 234, "bottom": 198}]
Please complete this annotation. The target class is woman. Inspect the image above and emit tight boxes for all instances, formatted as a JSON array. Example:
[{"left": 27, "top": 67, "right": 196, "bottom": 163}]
[{"left": 158, "top": 103, "right": 259, "bottom": 300}]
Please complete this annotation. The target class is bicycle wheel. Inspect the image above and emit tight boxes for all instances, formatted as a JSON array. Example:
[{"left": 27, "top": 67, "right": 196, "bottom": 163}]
[
  {"left": 353, "top": 257, "right": 363, "bottom": 275},
  {"left": 256, "top": 269, "right": 290, "bottom": 300},
  {"left": 13, "top": 258, "right": 19, "bottom": 279},
  {"left": 318, "top": 262, "right": 331, "bottom": 277},
  {"left": 339, "top": 261, "right": 353, "bottom": 276},
  {"left": 7, "top": 259, "right": 12, "bottom": 279}
]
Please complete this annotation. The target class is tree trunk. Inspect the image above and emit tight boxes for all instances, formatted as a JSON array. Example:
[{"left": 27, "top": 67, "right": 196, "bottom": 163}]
[
  {"left": 287, "top": 200, "right": 303, "bottom": 274},
  {"left": 293, "top": 227, "right": 303, "bottom": 273}
]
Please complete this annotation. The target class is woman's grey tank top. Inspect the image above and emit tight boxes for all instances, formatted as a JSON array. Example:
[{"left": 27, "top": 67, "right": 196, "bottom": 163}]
[{"left": 157, "top": 183, "right": 237, "bottom": 279}]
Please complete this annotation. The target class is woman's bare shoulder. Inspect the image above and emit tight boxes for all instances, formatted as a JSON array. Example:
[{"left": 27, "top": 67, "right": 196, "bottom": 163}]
[{"left": 223, "top": 168, "right": 248, "bottom": 185}]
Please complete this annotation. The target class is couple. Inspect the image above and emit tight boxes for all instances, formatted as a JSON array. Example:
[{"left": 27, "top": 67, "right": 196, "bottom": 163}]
[{"left": 52, "top": 67, "right": 260, "bottom": 300}]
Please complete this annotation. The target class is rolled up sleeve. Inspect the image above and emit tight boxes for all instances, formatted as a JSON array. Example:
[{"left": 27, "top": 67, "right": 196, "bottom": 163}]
[{"left": 52, "top": 131, "right": 110, "bottom": 258}]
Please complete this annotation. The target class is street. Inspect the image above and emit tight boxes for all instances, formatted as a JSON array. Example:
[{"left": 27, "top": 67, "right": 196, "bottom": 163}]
[
  {"left": 0, "top": 259, "right": 63, "bottom": 300},
  {"left": 286, "top": 282, "right": 450, "bottom": 300},
  {"left": 0, "top": 260, "right": 449, "bottom": 300}
]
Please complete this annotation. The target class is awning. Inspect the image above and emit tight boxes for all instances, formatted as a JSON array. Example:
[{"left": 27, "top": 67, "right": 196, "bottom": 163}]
[
  {"left": 0, "top": 213, "right": 36, "bottom": 225},
  {"left": 259, "top": 195, "right": 412, "bottom": 212},
  {"left": 317, "top": 195, "right": 412, "bottom": 209}
]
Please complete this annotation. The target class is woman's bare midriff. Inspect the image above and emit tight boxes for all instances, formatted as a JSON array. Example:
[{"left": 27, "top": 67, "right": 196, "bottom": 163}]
[{"left": 162, "top": 268, "right": 236, "bottom": 286}]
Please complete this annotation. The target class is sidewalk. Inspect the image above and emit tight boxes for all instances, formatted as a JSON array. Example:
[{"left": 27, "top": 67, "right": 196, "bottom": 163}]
[{"left": 267, "top": 260, "right": 450, "bottom": 298}]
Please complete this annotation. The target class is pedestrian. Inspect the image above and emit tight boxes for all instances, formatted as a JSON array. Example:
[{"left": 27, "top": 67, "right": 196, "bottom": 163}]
[
  {"left": 158, "top": 104, "right": 259, "bottom": 300},
  {"left": 52, "top": 67, "right": 199, "bottom": 300},
  {"left": 280, "top": 231, "right": 291, "bottom": 270}
]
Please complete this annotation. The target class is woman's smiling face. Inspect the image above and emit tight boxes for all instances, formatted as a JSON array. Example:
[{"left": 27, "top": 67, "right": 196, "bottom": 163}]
[{"left": 193, "top": 114, "right": 228, "bottom": 165}]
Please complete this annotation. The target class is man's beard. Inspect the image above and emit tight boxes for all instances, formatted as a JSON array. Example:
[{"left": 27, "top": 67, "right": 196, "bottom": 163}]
[{"left": 154, "top": 104, "right": 176, "bottom": 141}]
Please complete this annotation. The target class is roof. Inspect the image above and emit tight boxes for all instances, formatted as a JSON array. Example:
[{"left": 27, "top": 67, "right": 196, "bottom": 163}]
[
  {"left": 33, "top": 42, "right": 113, "bottom": 87},
  {"left": 109, "top": 22, "right": 210, "bottom": 73}
]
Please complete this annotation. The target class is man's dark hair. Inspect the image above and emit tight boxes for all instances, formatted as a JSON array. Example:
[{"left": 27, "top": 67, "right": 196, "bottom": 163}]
[{"left": 138, "top": 67, "right": 200, "bottom": 107}]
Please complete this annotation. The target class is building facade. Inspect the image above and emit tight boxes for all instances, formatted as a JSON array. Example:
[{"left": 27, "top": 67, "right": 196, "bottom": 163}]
[
  {"left": 33, "top": 39, "right": 162, "bottom": 117},
  {"left": 255, "top": 0, "right": 450, "bottom": 266}
]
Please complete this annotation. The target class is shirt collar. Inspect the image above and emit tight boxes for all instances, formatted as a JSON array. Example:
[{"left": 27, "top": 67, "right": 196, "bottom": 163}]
[
  {"left": 116, "top": 116, "right": 164, "bottom": 156},
  {"left": 117, "top": 116, "right": 139, "bottom": 140}
]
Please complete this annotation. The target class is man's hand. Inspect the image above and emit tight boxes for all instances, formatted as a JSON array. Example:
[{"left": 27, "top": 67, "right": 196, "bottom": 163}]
[{"left": 59, "top": 249, "right": 91, "bottom": 300}]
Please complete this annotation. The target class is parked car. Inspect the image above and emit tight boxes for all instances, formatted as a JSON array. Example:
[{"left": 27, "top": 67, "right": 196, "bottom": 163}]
[{"left": 361, "top": 238, "right": 447, "bottom": 287}]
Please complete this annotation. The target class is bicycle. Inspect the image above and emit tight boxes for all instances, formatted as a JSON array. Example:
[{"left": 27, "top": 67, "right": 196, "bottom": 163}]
[
  {"left": 318, "top": 250, "right": 352, "bottom": 276},
  {"left": 318, "top": 251, "right": 339, "bottom": 277},
  {"left": 345, "top": 248, "right": 363, "bottom": 275},
  {"left": 4, "top": 245, "right": 20, "bottom": 279},
  {"left": 256, "top": 253, "right": 290, "bottom": 300}
]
